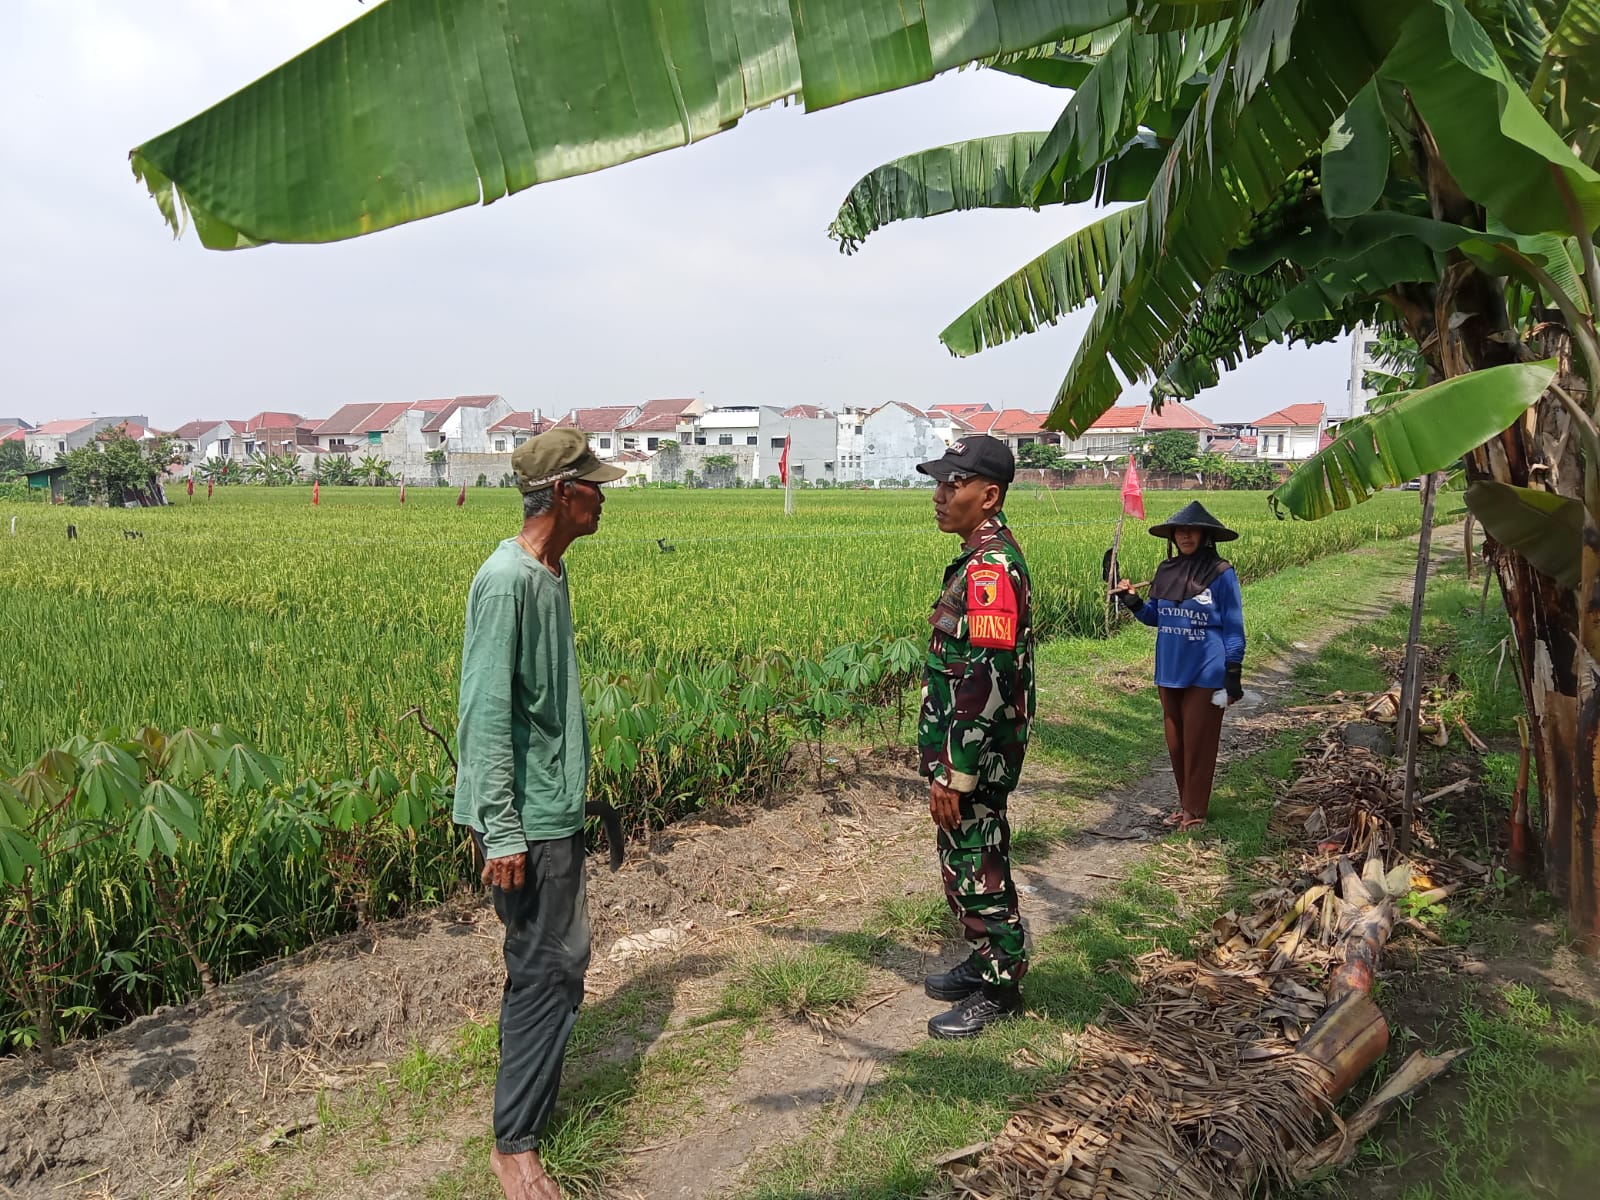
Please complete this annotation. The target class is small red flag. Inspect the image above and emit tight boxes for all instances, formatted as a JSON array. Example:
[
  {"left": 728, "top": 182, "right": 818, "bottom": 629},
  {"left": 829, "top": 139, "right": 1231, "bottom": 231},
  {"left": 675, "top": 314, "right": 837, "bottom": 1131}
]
[
  {"left": 206, "top": 479, "right": 213, "bottom": 499},
  {"left": 457, "top": 481, "right": 467, "bottom": 507},
  {"left": 186, "top": 477, "right": 194, "bottom": 497},
  {"left": 778, "top": 436, "right": 790, "bottom": 485},
  {"left": 399, "top": 479, "right": 406, "bottom": 505},
  {"left": 312, "top": 479, "right": 320, "bottom": 507},
  {"left": 1120, "top": 460, "right": 1145, "bottom": 520}
]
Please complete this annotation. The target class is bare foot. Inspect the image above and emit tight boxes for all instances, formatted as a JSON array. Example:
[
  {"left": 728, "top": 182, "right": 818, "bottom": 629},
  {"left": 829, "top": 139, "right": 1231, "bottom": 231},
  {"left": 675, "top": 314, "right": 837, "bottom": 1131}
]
[{"left": 490, "top": 1147, "right": 564, "bottom": 1200}]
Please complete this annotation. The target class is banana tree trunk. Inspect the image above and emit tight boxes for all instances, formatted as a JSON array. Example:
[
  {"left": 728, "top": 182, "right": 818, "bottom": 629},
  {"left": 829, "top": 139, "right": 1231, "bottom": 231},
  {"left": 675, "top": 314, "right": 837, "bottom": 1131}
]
[
  {"left": 1574, "top": 451, "right": 1600, "bottom": 949},
  {"left": 1402, "top": 126, "right": 1589, "bottom": 915}
]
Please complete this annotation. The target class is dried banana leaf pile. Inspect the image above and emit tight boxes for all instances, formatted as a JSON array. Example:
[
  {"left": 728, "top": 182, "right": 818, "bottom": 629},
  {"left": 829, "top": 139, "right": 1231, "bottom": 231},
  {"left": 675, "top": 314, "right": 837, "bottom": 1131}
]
[{"left": 947, "top": 724, "right": 1470, "bottom": 1199}]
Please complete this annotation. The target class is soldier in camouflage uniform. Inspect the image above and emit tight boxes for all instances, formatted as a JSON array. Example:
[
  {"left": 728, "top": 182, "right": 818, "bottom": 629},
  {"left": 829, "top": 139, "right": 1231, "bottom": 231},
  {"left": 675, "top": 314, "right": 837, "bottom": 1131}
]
[{"left": 914, "top": 435, "right": 1035, "bottom": 1039}]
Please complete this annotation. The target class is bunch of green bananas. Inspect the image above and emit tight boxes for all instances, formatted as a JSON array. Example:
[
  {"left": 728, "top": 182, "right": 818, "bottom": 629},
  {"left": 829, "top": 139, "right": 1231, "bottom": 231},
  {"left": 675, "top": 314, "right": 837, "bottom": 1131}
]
[
  {"left": 1171, "top": 267, "right": 1289, "bottom": 367},
  {"left": 1235, "top": 164, "right": 1321, "bottom": 248}
]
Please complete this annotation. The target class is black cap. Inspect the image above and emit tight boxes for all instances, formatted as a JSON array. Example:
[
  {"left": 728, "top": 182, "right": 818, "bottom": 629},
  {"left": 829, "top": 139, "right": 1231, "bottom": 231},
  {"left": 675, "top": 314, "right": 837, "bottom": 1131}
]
[{"left": 916, "top": 435, "right": 1016, "bottom": 484}]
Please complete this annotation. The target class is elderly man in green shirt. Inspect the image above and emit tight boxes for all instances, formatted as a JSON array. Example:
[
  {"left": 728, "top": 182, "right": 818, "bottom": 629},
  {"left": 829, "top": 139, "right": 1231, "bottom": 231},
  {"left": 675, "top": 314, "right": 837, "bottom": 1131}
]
[{"left": 455, "top": 428, "right": 624, "bottom": 1200}]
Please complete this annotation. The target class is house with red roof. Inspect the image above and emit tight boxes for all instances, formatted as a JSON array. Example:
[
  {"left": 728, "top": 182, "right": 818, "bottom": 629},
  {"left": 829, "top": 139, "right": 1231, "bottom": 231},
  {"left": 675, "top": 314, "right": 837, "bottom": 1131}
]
[
  {"left": 986, "top": 409, "right": 1057, "bottom": 455},
  {"left": 928, "top": 402, "right": 995, "bottom": 425},
  {"left": 553, "top": 405, "right": 644, "bottom": 459},
  {"left": 312, "top": 402, "right": 416, "bottom": 453},
  {"left": 1059, "top": 402, "right": 1216, "bottom": 461},
  {"left": 486, "top": 411, "right": 553, "bottom": 454},
  {"left": 1252, "top": 402, "right": 1325, "bottom": 461},
  {"left": 237, "top": 411, "right": 315, "bottom": 458},
  {"left": 170, "top": 420, "right": 238, "bottom": 462},
  {"left": 0, "top": 425, "right": 25, "bottom": 444}
]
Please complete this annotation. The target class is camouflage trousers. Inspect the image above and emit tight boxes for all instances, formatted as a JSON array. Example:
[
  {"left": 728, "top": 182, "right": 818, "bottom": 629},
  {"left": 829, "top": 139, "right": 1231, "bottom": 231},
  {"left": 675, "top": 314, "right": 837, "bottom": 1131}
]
[{"left": 937, "top": 788, "right": 1027, "bottom": 989}]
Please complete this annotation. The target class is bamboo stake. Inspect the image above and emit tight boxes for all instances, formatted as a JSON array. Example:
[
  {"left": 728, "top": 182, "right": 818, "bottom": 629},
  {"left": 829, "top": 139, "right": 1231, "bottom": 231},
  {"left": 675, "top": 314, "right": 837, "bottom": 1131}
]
[
  {"left": 1105, "top": 508, "right": 1127, "bottom": 638},
  {"left": 1398, "top": 472, "right": 1439, "bottom": 854}
]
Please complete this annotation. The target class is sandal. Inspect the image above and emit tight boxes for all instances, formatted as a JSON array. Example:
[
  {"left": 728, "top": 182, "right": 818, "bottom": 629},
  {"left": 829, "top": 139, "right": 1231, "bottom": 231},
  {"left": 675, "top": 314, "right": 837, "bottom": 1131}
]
[
  {"left": 1161, "top": 811, "right": 1185, "bottom": 827},
  {"left": 1177, "top": 815, "right": 1207, "bottom": 832}
]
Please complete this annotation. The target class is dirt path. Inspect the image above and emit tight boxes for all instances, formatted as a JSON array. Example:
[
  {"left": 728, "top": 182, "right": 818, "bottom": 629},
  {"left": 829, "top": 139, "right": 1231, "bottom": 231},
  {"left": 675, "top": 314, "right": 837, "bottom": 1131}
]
[
  {"left": 0, "top": 535, "right": 1447, "bottom": 1200},
  {"left": 616, "top": 610, "right": 1383, "bottom": 1200}
]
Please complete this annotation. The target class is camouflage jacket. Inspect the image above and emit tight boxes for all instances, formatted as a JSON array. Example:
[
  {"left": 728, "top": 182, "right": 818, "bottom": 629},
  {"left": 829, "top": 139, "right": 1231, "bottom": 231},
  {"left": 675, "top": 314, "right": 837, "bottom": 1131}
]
[{"left": 918, "top": 513, "right": 1035, "bottom": 794}]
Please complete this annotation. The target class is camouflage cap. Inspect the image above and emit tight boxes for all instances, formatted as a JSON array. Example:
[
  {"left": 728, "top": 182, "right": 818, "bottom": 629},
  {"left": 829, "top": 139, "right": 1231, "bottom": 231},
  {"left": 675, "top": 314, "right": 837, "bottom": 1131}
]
[{"left": 511, "top": 428, "right": 627, "bottom": 493}]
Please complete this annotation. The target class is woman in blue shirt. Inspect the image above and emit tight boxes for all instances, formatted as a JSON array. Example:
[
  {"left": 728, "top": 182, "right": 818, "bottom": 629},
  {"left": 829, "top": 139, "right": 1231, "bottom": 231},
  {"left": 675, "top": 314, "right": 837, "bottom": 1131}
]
[{"left": 1112, "top": 501, "right": 1246, "bottom": 831}]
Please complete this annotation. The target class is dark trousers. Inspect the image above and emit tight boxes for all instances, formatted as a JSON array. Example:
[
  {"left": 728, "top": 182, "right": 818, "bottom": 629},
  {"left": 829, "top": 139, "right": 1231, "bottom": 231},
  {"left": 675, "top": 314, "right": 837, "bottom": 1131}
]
[
  {"left": 1158, "top": 686, "right": 1225, "bottom": 818},
  {"left": 473, "top": 830, "right": 591, "bottom": 1155},
  {"left": 937, "top": 788, "right": 1027, "bottom": 990}
]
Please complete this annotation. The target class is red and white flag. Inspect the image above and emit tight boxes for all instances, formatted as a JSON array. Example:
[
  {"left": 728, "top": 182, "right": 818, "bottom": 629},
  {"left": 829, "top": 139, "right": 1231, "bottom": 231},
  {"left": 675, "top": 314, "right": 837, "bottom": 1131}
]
[
  {"left": 186, "top": 477, "right": 194, "bottom": 497},
  {"left": 206, "top": 479, "right": 214, "bottom": 499},
  {"left": 456, "top": 481, "right": 467, "bottom": 507},
  {"left": 398, "top": 478, "right": 406, "bottom": 505},
  {"left": 778, "top": 436, "right": 791, "bottom": 485},
  {"left": 312, "top": 479, "right": 320, "bottom": 507},
  {"left": 1121, "top": 460, "right": 1145, "bottom": 520}
]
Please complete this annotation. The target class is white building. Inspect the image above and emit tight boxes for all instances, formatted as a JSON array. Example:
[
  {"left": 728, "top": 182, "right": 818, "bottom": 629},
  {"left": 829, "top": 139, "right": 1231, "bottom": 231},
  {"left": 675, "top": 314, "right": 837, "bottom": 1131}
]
[
  {"left": 26, "top": 416, "right": 147, "bottom": 463},
  {"left": 1252, "top": 403, "right": 1326, "bottom": 461},
  {"left": 1340, "top": 326, "right": 1382, "bottom": 422},
  {"left": 676, "top": 405, "right": 836, "bottom": 485},
  {"left": 836, "top": 406, "right": 869, "bottom": 482},
  {"left": 858, "top": 402, "right": 953, "bottom": 484}
]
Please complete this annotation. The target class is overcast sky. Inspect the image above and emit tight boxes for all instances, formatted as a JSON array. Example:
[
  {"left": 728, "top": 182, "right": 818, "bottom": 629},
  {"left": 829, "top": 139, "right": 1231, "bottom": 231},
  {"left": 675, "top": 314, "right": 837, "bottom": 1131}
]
[{"left": 3, "top": 1, "right": 1353, "bottom": 431}]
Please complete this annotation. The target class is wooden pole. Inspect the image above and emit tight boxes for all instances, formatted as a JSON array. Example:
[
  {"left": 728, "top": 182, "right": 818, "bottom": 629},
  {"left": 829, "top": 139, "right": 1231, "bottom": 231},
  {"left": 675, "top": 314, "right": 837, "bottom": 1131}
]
[
  {"left": 1105, "top": 508, "right": 1127, "bottom": 638},
  {"left": 1463, "top": 511, "right": 1474, "bottom": 581},
  {"left": 783, "top": 426, "right": 794, "bottom": 516},
  {"left": 1398, "top": 472, "right": 1439, "bottom": 854}
]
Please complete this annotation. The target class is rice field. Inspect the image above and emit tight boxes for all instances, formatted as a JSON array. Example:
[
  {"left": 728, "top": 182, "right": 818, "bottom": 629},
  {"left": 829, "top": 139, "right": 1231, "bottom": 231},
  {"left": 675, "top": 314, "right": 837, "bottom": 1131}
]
[
  {"left": 0, "top": 485, "right": 1424, "bottom": 776},
  {"left": 0, "top": 483, "right": 1427, "bottom": 1048}
]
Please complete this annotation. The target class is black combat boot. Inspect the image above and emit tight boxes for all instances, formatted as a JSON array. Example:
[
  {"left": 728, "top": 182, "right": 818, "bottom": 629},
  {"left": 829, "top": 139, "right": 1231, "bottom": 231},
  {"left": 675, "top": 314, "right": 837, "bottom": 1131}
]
[
  {"left": 926, "top": 985, "right": 1022, "bottom": 1040},
  {"left": 924, "top": 955, "right": 986, "bottom": 1001}
]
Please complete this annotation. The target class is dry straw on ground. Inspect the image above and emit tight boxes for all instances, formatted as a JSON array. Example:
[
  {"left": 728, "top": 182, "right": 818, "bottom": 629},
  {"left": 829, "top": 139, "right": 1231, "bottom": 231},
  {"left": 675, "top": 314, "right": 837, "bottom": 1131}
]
[{"left": 949, "top": 707, "right": 1471, "bottom": 1200}]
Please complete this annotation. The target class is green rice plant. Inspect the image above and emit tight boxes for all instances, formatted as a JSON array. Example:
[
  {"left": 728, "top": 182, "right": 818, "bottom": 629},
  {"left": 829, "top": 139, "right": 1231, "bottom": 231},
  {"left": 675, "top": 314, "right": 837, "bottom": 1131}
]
[{"left": 0, "top": 487, "right": 1428, "bottom": 1050}]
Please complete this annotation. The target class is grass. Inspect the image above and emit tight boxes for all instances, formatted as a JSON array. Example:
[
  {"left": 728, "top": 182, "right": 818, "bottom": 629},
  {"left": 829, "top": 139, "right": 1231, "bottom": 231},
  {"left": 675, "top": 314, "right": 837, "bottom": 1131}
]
[
  {"left": 716, "top": 943, "right": 870, "bottom": 1022},
  {"left": 1287, "top": 560, "right": 1600, "bottom": 1200},
  {"left": 733, "top": 727, "right": 1305, "bottom": 1199},
  {"left": 729, "top": 542, "right": 1592, "bottom": 1200},
  {"left": 225, "top": 530, "right": 1440, "bottom": 1199},
  {"left": 866, "top": 892, "right": 956, "bottom": 942}
]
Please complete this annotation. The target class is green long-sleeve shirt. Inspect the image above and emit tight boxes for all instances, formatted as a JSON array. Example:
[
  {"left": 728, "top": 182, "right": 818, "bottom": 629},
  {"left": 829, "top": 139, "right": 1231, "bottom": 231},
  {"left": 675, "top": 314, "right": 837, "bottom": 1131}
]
[{"left": 454, "top": 538, "right": 589, "bottom": 858}]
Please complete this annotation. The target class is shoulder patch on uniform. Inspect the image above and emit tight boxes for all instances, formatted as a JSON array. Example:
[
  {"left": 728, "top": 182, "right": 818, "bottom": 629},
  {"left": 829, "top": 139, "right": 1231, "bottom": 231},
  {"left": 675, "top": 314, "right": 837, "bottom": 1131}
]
[{"left": 965, "top": 562, "right": 1018, "bottom": 649}]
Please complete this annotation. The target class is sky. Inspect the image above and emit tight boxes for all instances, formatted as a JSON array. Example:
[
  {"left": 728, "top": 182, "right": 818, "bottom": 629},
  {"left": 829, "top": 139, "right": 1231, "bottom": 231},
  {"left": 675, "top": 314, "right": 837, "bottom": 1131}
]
[{"left": 2, "top": 1, "right": 1354, "bottom": 431}]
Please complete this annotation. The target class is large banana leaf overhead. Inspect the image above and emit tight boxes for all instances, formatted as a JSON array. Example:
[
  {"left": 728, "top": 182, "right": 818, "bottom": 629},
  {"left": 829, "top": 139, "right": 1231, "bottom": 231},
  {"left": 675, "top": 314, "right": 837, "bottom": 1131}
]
[{"left": 129, "top": 0, "right": 1139, "bottom": 248}]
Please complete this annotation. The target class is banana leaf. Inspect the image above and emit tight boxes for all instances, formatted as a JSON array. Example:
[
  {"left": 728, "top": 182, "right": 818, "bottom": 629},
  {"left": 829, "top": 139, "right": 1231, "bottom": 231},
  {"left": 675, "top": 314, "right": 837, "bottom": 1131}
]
[
  {"left": 939, "top": 204, "right": 1144, "bottom": 356},
  {"left": 1320, "top": 82, "right": 1390, "bottom": 219},
  {"left": 828, "top": 133, "right": 1051, "bottom": 253},
  {"left": 1550, "top": 0, "right": 1600, "bottom": 83},
  {"left": 1020, "top": 18, "right": 1230, "bottom": 203},
  {"left": 1048, "top": 0, "right": 1419, "bottom": 433},
  {"left": 1380, "top": 0, "right": 1600, "bottom": 235},
  {"left": 130, "top": 0, "right": 1134, "bottom": 248},
  {"left": 1269, "top": 360, "right": 1556, "bottom": 520},
  {"left": 1248, "top": 238, "right": 1444, "bottom": 342},
  {"left": 1465, "top": 480, "right": 1584, "bottom": 587},
  {"left": 827, "top": 130, "right": 1156, "bottom": 253}
]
